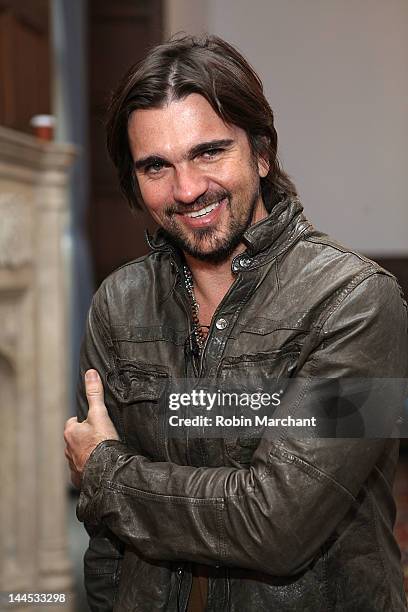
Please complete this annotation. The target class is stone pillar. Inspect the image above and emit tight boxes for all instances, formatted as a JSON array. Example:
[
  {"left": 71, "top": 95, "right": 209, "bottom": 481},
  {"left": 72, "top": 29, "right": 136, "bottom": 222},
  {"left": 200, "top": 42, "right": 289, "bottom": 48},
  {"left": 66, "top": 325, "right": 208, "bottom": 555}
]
[{"left": 0, "top": 127, "right": 75, "bottom": 611}]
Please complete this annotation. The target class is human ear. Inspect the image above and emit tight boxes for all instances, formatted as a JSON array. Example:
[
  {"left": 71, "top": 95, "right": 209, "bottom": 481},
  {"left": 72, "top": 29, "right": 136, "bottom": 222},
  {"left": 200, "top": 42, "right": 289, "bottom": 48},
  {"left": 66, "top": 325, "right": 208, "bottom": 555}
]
[
  {"left": 257, "top": 155, "right": 269, "bottom": 178},
  {"left": 253, "top": 135, "right": 270, "bottom": 178}
]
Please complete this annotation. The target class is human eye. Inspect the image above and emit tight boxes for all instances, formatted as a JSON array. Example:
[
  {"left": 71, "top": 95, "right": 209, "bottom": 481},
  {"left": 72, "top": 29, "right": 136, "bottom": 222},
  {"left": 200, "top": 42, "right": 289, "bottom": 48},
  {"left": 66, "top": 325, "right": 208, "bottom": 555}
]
[
  {"left": 201, "top": 147, "right": 223, "bottom": 160},
  {"left": 144, "top": 160, "right": 166, "bottom": 175}
]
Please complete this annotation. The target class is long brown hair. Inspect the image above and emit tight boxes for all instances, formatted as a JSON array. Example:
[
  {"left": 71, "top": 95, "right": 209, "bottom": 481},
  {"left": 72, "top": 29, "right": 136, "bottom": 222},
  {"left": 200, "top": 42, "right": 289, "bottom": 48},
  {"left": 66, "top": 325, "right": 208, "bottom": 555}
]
[{"left": 106, "top": 34, "right": 297, "bottom": 211}]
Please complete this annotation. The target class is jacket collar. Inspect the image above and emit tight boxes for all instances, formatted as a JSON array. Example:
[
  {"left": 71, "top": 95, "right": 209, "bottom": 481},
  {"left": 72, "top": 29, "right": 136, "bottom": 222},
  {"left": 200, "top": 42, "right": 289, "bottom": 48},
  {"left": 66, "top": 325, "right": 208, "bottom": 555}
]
[
  {"left": 242, "top": 189, "right": 304, "bottom": 256},
  {"left": 145, "top": 187, "right": 307, "bottom": 259}
]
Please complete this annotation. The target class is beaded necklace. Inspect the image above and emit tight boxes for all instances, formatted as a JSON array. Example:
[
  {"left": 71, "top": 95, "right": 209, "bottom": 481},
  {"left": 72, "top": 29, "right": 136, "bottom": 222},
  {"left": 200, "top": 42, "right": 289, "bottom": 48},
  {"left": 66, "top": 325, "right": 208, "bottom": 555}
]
[{"left": 183, "top": 264, "right": 210, "bottom": 353}]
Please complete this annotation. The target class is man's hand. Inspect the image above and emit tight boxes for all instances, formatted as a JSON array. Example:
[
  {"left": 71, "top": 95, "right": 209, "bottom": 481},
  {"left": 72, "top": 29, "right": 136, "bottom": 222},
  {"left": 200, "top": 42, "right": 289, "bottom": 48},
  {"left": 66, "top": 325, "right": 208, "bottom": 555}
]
[{"left": 64, "top": 369, "right": 119, "bottom": 489}]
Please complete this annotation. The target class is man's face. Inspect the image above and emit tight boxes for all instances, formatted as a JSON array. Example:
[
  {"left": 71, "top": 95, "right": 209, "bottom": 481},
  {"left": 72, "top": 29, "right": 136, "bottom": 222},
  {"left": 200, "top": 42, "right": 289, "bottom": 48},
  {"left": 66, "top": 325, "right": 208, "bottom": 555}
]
[{"left": 128, "top": 94, "right": 268, "bottom": 263}]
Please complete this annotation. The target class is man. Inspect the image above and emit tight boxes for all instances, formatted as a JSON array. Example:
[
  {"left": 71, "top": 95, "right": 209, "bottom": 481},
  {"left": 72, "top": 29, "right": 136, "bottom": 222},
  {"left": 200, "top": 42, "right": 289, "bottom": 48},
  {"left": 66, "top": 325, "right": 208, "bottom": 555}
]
[{"left": 64, "top": 35, "right": 408, "bottom": 611}]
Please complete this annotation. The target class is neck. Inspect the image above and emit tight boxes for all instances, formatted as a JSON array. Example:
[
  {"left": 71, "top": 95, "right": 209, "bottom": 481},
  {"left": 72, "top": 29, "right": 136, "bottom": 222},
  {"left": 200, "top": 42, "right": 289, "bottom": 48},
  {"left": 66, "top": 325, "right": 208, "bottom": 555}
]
[{"left": 184, "top": 194, "right": 268, "bottom": 313}]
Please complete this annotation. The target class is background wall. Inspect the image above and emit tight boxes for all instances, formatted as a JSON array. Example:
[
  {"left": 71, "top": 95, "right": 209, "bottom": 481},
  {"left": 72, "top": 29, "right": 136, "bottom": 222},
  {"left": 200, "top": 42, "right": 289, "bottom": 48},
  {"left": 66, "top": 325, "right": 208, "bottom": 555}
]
[{"left": 165, "top": 0, "right": 408, "bottom": 256}]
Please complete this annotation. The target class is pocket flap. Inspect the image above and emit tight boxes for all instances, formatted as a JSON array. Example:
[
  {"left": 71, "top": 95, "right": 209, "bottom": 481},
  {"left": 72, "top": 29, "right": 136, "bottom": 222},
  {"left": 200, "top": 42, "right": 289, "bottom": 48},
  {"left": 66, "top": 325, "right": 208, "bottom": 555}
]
[{"left": 108, "top": 360, "right": 169, "bottom": 404}]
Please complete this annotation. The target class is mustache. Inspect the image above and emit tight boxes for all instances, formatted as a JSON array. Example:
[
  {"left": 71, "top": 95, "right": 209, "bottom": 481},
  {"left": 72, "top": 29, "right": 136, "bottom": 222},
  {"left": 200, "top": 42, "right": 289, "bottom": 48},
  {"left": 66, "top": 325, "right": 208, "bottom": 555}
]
[{"left": 164, "top": 190, "right": 230, "bottom": 216}]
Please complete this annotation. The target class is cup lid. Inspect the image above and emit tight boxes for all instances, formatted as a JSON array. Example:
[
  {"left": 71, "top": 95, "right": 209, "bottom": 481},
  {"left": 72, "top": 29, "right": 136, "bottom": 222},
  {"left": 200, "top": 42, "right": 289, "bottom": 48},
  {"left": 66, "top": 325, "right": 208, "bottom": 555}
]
[{"left": 30, "top": 115, "right": 56, "bottom": 128}]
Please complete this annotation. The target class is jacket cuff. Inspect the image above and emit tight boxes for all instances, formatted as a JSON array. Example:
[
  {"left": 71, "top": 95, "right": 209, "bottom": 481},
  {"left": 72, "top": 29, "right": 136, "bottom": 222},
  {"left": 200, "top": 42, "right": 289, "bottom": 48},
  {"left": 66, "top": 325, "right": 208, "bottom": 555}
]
[{"left": 76, "top": 439, "right": 129, "bottom": 525}]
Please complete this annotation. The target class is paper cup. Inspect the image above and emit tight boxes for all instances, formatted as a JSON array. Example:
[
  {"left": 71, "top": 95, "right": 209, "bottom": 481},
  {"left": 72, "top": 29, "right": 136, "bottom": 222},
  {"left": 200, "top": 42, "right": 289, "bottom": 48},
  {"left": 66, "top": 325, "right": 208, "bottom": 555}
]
[{"left": 30, "top": 115, "right": 56, "bottom": 141}]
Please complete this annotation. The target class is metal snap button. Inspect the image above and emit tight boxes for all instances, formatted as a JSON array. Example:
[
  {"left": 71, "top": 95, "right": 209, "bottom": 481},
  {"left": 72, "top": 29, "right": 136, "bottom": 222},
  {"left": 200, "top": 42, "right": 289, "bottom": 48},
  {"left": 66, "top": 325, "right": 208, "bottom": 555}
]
[
  {"left": 215, "top": 318, "right": 228, "bottom": 330},
  {"left": 240, "top": 257, "right": 252, "bottom": 267}
]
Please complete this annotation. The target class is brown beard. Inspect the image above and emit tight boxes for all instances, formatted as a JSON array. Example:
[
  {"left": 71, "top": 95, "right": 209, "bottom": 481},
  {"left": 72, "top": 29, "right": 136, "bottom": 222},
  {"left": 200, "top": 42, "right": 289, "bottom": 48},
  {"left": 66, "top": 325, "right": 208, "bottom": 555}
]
[{"left": 161, "top": 186, "right": 259, "bottom": 264}]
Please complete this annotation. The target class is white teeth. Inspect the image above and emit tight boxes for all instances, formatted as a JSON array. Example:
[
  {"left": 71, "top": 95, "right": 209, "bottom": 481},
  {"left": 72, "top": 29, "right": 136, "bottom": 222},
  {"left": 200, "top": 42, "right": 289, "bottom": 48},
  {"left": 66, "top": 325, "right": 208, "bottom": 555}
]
[{"left": 184, "top": 199, "right": 223, "bottom": 219}]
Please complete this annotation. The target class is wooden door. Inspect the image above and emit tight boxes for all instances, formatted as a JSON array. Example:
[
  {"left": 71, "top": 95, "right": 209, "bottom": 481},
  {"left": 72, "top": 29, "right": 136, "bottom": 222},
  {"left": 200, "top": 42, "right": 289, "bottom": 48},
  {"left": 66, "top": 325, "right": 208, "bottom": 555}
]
[
  {"left": 0, "top": 0, "right": 50, "bottom": 133},
  {"left": 88, "top": 0, "right": 162, "bottom": 286}
]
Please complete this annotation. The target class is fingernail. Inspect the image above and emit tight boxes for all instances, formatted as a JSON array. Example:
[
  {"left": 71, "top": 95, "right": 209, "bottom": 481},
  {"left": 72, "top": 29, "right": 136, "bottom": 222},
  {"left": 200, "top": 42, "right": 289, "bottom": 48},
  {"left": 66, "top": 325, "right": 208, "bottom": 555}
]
[{"left": 85, "top": 369, "right": 98, "bottom": 381}]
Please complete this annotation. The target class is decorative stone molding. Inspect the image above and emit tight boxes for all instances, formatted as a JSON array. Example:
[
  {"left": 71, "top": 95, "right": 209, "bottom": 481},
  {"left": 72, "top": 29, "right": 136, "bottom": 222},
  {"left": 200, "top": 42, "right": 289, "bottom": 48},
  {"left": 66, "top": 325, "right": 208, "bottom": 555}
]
[
  {"left": 0, "top": 127, "right": 76, "bottom": 611},
  {"left": 0, "top": 194, "right": 32, "bottom": 267},
  {"left": 0, "top": 126, "right": 76, "bottom": 175}
]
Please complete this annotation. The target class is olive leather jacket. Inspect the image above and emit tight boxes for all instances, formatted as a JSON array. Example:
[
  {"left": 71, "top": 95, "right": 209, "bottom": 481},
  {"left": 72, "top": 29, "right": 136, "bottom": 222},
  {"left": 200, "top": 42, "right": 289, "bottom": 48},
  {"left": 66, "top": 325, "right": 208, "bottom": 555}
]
[{"left": 76, "top": 194, "right": 408, "bottom": 611}]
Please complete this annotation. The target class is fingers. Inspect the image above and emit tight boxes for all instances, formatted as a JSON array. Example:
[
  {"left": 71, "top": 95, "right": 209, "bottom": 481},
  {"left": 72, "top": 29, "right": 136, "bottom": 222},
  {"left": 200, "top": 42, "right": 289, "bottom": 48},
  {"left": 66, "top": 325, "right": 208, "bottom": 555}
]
[
  {"left": 64, "top": 445, "right": 81, "bottom": 488},
  {"left": 63, "top": 370, "right": 119, "bottom": 480},
  {"left": 64, "top": 445, "right": 75, "bottom": 469},
  {"left": 85, "top": 369, "right": 108, "bottom": 418},
  {"left": 63, "top": 417, "right": 78, "bottom": 445},
  {"left": 65, "top": 416, "right": 77, "bottom": 427},
  {"left": 70, "top": 468, "right": 81, "bottom": 490}
]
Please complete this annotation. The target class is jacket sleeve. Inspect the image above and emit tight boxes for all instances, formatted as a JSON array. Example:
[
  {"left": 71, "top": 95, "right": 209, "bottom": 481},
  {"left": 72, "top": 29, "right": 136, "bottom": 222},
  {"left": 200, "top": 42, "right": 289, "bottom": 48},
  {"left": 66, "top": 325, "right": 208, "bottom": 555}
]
[
  {"left": 76, "top": 298, "right": 125, "bottom": 611},
  {"left": 76, "top": 272, "right": 408, "bottom": 576}
]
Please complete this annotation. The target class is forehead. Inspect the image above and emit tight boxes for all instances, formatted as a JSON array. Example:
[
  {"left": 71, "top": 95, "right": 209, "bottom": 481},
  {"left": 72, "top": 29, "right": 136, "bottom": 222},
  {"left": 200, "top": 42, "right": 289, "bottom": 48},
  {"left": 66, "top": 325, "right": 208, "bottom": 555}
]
[{"left": 127, "top": 93, "right": 245, "bottom": 158}]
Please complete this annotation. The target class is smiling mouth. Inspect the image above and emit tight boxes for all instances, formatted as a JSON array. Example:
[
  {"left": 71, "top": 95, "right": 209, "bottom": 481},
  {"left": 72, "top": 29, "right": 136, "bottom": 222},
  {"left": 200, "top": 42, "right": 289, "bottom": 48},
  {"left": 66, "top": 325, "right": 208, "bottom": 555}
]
[{"left": 181, "top": 198, "right": 226, "bottom": 219}]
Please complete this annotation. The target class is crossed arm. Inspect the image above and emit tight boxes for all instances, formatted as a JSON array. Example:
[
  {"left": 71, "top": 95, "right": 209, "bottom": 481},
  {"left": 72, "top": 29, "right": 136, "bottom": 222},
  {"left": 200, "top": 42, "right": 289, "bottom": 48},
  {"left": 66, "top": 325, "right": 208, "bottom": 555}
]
[{"left": 64, "top": 271, "right": 407, "bottom": 581}]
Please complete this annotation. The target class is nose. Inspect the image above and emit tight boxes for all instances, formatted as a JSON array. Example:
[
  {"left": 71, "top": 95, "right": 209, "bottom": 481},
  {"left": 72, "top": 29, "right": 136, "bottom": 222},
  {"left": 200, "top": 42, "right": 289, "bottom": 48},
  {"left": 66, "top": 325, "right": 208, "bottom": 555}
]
[{"left": 172, "top": 162, "right": 209, "bottom": 205}]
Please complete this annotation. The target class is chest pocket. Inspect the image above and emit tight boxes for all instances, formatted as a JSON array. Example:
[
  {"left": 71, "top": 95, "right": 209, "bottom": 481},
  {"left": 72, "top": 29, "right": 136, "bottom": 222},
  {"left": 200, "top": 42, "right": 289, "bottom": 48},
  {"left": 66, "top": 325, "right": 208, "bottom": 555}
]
[
  {"left": 107, "top": 359, "right": 169, "bottom": 460},
  {"left": 217, "top": 349, "right": 299, "bottom": 467}
]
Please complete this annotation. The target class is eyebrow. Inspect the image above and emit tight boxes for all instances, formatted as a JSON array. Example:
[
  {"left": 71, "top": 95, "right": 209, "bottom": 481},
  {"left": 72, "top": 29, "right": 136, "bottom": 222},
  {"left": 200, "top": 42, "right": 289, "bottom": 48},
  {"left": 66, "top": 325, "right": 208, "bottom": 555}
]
[{"left": 133, "top": 139, "right": 235, "bottom": 171}]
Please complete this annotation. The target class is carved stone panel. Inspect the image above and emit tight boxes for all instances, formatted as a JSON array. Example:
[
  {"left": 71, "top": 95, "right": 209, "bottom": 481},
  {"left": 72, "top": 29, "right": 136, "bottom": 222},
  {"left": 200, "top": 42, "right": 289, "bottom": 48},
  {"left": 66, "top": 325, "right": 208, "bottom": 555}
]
[
  {"left": 0, "top": 127, "right": 75, "bottom": 610},
  {"left": 0, "top": 194, "right": 33, "bottom": 268}
]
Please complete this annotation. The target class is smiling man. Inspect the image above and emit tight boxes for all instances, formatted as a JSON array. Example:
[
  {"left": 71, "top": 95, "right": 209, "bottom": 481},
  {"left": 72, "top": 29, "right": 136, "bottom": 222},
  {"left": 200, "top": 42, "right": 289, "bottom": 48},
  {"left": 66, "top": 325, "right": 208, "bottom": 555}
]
[
  {"left": 64, "top": 36, "right": 408, "bottom": 611},
  {"left": 129, "top": 94, "right": 269, "bottom": 264}
]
